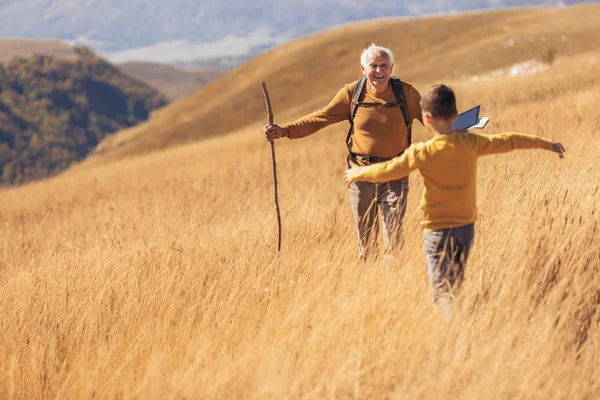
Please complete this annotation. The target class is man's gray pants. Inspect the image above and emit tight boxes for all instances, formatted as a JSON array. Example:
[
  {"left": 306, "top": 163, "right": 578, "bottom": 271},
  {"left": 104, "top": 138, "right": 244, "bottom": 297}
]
[
  {"left": 423, "top": 223, "right": 475, "bottom": 306},
  {"left": 348, "top": 179, "right": 409, "bottom": 259}
]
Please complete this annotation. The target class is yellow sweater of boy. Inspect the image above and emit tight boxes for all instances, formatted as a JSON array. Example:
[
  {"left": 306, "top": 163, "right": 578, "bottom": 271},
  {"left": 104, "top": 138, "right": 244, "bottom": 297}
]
[{"left": 349, "top": 132, "right": 553, "bottom": 232}]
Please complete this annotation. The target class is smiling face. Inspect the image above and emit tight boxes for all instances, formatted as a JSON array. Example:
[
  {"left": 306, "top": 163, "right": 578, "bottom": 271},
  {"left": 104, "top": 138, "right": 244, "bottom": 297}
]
[{"left": 361, "top": 52, "right": 393, "bottom": 93}]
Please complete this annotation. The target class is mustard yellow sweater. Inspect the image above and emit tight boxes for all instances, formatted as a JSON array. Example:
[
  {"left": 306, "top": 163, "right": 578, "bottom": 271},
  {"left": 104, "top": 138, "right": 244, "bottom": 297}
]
[
  {"left": 348, "top": 132, "right": 553, "bottom": 232},
  {"left": 283, "top": 80, "right": 422, "bottom": 158}
]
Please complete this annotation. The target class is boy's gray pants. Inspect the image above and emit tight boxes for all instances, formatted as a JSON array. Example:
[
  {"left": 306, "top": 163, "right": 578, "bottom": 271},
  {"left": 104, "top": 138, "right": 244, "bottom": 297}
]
[
  {"left": 423, "top": 223, "right": 475, "bottom": 303},
  {"left": 348, "top": 179, "right": 409, "bottom": 259}
]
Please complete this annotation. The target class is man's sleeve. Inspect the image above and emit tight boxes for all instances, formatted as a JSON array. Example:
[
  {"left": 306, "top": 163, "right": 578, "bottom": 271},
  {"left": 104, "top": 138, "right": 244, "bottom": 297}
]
[
  {"left": 283, "top": 85, "right": 352, "bottom": 139},
  {"left": 475, "top": 132, "right": 552, "bottom": 156},
  {"left": 349, "top": 143, "right": 424, "bottom": 183},
  {"left": 406, "top": 84, "right": 423, "bottom": 124}
]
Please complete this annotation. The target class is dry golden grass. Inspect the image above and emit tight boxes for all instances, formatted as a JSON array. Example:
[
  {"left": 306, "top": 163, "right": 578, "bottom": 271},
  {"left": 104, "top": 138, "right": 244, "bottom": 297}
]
[{"left": 1, "top": 8, "right": 600, "bottom": 400}]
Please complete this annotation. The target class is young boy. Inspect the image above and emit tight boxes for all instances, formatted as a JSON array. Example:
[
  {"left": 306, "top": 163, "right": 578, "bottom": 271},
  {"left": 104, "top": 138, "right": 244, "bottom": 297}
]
[{"left": 345, "top": 84, "right": 565, "bottom": 317}]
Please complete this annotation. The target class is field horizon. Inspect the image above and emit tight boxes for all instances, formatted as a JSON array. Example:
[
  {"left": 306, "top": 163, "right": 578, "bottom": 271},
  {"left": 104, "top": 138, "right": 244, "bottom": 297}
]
[{"left": 1, "top": 4, "right": 599, "bottom": 398}]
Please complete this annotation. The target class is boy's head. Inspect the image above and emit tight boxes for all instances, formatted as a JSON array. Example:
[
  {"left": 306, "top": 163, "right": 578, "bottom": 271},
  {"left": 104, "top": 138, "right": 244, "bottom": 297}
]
[{"left": 420, "top": 84, "right": 458, "bottom": 132}]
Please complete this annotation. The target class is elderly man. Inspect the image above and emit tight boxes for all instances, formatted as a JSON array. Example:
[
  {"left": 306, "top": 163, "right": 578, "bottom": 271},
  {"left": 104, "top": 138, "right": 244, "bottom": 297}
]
[{"left": 264, "top": 43, "right": 423, "bottom": 259}]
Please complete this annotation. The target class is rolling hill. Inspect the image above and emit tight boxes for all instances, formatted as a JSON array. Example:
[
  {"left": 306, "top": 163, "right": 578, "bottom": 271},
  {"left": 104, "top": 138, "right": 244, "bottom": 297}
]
[
  {"left": 118, "top": 61, "right": 225, "bottom": 100},
  {"left": 90, "top": 3, "right": 600, "bottom": 163},
  {"left": 0, "top": 39, "right": 228, "bottom": 185}
]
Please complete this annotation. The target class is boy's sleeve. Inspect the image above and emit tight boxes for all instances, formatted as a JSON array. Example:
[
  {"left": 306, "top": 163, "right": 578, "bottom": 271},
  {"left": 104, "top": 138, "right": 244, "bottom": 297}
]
[
  {"left": 283, "top": 85, "right": 352, "bottom": 139},
  {"left": 349, "top": 144, "right": 424, "bottom": 183},
  {"left": 475, "top": 132, "right": 552, "bottom": 156}
]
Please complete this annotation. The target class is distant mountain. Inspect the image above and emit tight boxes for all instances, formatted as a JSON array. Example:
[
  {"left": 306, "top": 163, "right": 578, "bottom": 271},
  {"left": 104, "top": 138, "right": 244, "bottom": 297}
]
[
  {"left": 118, "top": 62, "right": 225, "bottom": 100},
  {"left": 0, "top": 0, "right": 588, "bottom": 64},
  {"left": 0, "top": 47, "right": 167, "bottom": 185}
]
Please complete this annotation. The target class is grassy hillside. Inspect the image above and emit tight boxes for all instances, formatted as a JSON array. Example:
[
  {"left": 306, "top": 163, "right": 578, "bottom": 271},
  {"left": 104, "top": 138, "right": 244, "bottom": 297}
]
[
  {"left": 92, "top": 3, "right": 600, "bottom": 162},
  {"left": 118, "top": 61, "right": 224, "bottom": 100},
  {"left": 0, "top": 5, "right": 599, "bottom": 399},
  {"left": 0, "top": 47, "right": 167, "bottom": 185}
]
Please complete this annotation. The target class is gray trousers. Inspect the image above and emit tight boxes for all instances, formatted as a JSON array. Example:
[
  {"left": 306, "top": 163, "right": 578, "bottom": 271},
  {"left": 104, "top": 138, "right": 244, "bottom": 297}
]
[
  {"left": 423, "top": 223, "right": 475, "bottom": 304},
  {"left": 348, "top": 179, "right": 409, "bottom": 259}
]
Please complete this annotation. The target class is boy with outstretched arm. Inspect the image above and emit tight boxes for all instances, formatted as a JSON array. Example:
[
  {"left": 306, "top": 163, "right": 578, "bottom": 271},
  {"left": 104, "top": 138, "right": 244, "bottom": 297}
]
[{"left": 345, "top": 84, "right": 565, "bottom": 317}]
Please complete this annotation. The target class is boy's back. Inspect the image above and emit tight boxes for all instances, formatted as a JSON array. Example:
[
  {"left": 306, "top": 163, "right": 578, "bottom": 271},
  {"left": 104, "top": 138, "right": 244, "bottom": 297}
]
[{"left": 416, "top": 132, "right": 480, "bottom": 232}]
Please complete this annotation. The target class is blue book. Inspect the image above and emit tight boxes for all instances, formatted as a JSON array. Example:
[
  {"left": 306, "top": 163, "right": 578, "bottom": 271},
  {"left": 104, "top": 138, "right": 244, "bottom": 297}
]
[{"left": 454, "top": 105, "right": 490, "bottom": 130}]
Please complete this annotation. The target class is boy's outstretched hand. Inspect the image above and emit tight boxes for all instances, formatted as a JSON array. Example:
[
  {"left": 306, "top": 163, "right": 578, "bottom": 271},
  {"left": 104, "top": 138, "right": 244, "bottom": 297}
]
[{"left": 551, "top": 142, "right": 566, "bottom": 159}]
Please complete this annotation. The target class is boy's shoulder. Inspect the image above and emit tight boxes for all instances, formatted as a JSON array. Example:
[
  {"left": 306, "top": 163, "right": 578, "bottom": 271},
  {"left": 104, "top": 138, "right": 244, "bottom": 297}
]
[
  {"left": 456, "top": 132, "right": 483, "bottom": 148},
  {"left": 449, "top": 131, "right": 481, "bottom": 143},
  {"left": 422, "top": 132, "right": 480, "bottom": 150},
  {"left": 426, "top": 132, "right": 475, "bottom": 142}
]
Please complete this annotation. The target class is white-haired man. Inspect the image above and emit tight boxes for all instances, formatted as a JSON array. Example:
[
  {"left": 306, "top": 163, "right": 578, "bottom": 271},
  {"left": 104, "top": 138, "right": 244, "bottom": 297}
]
[{"left": 264, "top": 44, "right": 423, "bottom": 260}]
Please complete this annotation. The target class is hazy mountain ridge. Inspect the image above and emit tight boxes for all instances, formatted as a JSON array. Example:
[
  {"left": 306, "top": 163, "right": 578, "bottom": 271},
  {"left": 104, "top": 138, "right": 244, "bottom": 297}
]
[
  {"left": 0, "top": 38, "right": 76, "bottom": 62},
  {"left": 0, "top": 0, "right": 586, "bottom": 57}
]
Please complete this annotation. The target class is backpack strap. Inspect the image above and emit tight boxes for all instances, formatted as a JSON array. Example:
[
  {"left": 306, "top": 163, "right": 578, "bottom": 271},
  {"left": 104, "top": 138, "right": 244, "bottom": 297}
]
[
  {"left": 346, "top": 77, "right": 367, "bottom": 156},
  {"left": 390, "top": 77, "right": 412, "bottom": 146}
]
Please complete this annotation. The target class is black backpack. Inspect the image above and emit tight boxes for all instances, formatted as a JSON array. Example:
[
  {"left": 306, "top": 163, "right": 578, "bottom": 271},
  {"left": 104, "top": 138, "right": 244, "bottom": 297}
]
[{"left": 346, "top": 76, "right": 412, "bottom": 158}]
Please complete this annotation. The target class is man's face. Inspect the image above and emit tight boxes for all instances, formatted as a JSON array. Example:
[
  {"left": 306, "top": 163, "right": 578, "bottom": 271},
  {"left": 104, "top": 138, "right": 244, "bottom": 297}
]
[{"left": 361, "top": 52, "right": 393, "bottom": 90}]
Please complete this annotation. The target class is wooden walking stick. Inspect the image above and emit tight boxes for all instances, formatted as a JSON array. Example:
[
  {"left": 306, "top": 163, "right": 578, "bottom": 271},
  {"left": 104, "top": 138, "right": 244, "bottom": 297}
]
[{"left": 261, "top": 81, "right": 282, "bottom": 253}]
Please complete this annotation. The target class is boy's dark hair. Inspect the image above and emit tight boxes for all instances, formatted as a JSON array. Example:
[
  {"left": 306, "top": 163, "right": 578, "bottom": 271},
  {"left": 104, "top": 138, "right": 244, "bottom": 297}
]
[{"left": 420, "top": 84, "right": 458, "bottom": 119}]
